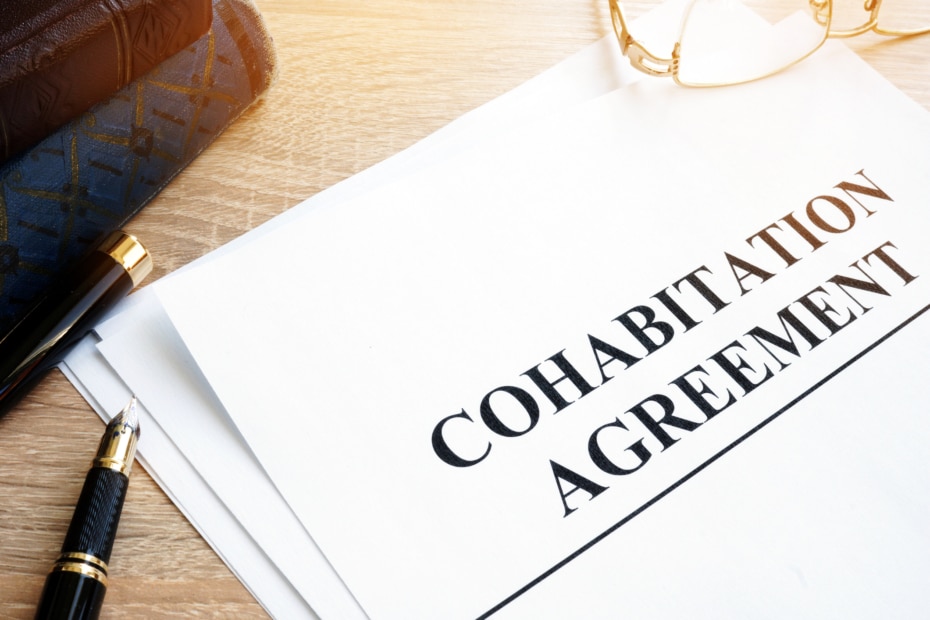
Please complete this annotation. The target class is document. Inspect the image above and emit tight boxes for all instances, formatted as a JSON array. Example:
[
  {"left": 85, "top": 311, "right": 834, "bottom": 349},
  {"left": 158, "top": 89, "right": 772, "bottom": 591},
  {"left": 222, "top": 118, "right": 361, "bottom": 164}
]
[{"left": 155, "top": 40, "right": 930, "bottom": 620}]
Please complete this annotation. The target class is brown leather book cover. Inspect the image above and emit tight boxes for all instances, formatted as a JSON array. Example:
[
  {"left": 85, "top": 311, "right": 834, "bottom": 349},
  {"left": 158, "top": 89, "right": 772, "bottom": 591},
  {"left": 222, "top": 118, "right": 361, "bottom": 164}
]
[{"left": 0, "top": 0, "right": 212, "bottom": 163}]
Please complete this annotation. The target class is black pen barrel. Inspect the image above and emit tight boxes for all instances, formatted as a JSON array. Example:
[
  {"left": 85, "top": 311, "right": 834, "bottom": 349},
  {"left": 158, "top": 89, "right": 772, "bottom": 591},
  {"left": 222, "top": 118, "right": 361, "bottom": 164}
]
[
  {"left": 34, "top": 564, "right": 108, "bottom": 620},
  {"left": 63, "top": 468, "right": 130, "bottom": 564},
  {"left": 34, "top": 468, "right": 129, "bottom": 620}
]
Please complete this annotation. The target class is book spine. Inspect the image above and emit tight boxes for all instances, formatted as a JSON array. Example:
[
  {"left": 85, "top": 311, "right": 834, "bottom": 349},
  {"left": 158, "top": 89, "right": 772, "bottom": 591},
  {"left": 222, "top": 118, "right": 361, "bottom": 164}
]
[
  {"left": 0, "top": 0, "right": 214, "bottom": 163},
  {"left": 0, "top": 0, "right": 276, "bottom": 334}
]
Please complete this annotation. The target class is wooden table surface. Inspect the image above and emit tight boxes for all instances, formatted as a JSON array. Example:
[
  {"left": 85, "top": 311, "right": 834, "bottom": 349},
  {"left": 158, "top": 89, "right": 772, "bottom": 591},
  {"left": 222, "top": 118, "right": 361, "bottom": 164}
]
[{"left": 1, "top": 1, "right": 928, "bottom": 617}]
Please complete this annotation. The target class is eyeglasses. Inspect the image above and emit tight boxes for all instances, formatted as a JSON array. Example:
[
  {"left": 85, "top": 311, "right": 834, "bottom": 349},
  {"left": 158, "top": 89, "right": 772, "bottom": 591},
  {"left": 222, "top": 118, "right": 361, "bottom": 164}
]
[{"left": 609, "top": 0, "right": 930, "bottom": 87}]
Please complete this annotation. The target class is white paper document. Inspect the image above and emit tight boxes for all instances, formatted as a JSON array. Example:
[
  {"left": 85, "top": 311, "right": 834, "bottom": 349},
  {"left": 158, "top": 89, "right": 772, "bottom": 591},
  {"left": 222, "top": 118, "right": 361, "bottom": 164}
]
[{"left": 154, "top": 41, "right": 930, "bottom": 620}]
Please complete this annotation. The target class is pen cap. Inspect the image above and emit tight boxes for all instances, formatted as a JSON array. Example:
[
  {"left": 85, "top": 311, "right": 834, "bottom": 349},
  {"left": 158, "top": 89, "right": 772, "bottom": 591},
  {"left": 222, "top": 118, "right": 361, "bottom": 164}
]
[
  {"left": 97, "top": 231, "right": 152, "bottom": 286},
  {"left": 0, "top": 231, "right": 152, "bottom": 419}
]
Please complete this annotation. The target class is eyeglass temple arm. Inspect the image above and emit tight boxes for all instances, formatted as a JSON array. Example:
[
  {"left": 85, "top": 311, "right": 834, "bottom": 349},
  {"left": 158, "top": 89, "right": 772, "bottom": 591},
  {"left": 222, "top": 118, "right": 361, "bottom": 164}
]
[{"left": 609, "top": 0, "right": 679, "bottom": 77}]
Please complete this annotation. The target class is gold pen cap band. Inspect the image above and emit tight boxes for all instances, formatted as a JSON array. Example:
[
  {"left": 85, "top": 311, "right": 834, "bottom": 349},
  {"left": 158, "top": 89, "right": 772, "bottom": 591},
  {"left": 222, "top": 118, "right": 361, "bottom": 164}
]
[
  {"left": 50, "top": 557, "right": 109, "bottom": 587},
  {"left": 51, "top": 552, "right": 109, "bottom": 586},
  {"left": 98, "top": 231, "right": 153, "bottom": 287}
]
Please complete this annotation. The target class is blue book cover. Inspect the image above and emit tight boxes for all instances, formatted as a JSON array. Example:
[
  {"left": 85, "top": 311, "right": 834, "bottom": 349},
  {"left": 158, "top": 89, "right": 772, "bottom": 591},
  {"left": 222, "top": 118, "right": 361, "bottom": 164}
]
[{"left": 0, "top": 0, "right": 276, "bottom": 333}]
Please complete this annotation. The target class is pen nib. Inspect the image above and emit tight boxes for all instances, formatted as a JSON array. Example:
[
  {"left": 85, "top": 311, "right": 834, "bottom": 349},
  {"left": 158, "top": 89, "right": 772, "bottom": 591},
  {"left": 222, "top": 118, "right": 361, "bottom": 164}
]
[
  {"left": 96, "top": 397, "right": 141, "bottom": 475},
  {"left": 109, "top": 396, "right": 140, "bottom": 437}
]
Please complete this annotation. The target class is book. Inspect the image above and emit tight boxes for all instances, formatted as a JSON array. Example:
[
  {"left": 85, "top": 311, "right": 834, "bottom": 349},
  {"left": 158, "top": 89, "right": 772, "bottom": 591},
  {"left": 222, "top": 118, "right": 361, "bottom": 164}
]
[
  {"left": 0, "top": 0, "right": 213, "bottom": 164},
  {"left": 0, "top": 0, "right": 276, "bottom": 335}
]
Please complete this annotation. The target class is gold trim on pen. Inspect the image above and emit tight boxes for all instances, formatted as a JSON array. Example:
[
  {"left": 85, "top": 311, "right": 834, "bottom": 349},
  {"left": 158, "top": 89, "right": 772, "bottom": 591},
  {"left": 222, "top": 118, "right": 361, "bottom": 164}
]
[
  {"left": 57, "top": 551, "right": 109, "bottom": 572},
  {"left": 51, "top": 553, "right": 109, "bottom": 587},
  {"left": 98, "top": 231, "right": 153, "bottom": 286}
]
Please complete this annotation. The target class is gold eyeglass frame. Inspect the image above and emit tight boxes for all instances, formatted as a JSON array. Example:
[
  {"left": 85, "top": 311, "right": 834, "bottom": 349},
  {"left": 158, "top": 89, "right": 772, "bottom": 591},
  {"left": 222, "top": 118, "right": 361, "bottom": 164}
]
[{"left": 609, "top": 0, "right": 930, "bottom": 87}]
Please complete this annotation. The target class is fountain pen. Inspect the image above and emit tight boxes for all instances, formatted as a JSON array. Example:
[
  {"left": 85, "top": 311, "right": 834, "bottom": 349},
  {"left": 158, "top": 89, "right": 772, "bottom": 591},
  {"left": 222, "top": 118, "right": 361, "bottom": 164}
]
[{"left": 35, "top": 397, "right": 140, "bottom": 620}]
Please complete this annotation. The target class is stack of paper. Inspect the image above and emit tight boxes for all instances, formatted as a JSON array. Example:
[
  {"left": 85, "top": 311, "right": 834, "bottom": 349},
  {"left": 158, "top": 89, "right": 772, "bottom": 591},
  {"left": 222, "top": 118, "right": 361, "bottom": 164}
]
[{"left": 63, "top": 6, "right": 930, "bottom": 619}]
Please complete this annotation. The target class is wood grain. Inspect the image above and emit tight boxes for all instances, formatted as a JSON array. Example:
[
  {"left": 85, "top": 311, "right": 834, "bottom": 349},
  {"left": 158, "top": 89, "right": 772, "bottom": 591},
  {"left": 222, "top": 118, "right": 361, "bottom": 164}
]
[{"left": 1, "top": 1, "right": 927, "bottom": 617}]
